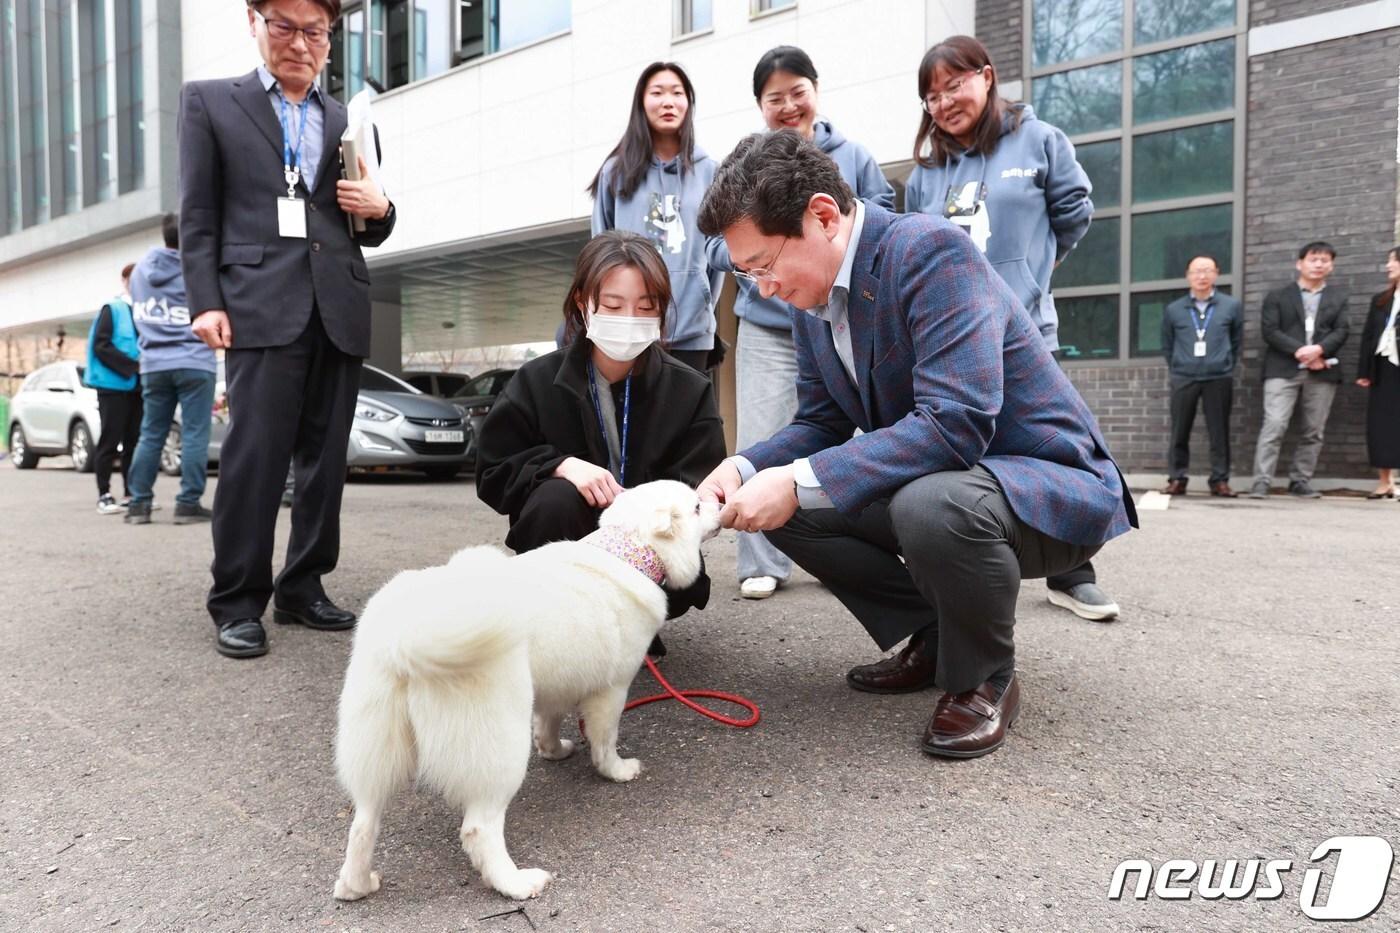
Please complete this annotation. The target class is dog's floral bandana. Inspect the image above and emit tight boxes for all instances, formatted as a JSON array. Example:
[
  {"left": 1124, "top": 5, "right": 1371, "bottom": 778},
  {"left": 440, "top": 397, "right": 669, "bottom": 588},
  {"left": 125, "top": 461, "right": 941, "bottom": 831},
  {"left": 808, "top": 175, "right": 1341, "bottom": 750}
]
[{"left": 584, "top": 526, "right": 667, "bottom": 586}]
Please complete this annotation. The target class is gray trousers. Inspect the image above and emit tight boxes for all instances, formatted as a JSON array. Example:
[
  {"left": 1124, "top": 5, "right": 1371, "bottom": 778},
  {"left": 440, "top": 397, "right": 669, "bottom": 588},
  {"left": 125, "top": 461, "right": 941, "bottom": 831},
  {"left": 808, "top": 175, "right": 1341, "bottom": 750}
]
[
  {"left": 735, "top": 317, "right": 799, "bottom": 582},
  {"left": 766, "top": 466, "right": 1099, "bottom": 694},
  {"left": 1252, "top": 373, "right": 1339, "bottom": 485}
]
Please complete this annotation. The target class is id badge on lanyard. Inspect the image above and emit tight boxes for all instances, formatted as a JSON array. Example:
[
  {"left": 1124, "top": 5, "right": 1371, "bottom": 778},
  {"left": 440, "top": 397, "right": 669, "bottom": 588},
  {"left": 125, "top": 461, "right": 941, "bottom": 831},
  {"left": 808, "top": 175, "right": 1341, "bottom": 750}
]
[
  {"left": 278, "top": 94, "right": 311, "bottom": 239},
  {"left": 1192, "top": 303, "right": 1214, "bottom": 357}
]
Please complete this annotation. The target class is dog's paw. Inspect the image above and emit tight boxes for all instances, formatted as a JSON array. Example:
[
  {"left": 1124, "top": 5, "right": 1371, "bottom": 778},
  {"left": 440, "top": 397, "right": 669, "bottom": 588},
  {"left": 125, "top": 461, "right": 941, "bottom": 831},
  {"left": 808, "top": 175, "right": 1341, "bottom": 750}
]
[
  {"left": 494, "top": 867, "right": 553, "bottom": 901},
  {"left": 333, "top": 870, "right": 381, "bottom": 901},
  {"left": 535, "top": 737, "right": 576, "bottom": 761},
  {"left": 599, "top": 757, "right": 642, "bottom": 782}
]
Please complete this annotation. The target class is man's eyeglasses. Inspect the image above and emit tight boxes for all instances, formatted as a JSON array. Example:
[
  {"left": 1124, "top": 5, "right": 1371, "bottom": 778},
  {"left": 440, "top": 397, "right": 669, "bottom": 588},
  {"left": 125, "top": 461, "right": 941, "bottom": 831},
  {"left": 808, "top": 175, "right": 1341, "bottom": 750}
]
[
  {"left": 732, "top": 236, "right": 790, "bottom": 283},
  {"left": 921, "top": 70, "right": 984, "bottom": 113},
  {"left": 255, "top": 10, "right": 331, "bottom": 48}
]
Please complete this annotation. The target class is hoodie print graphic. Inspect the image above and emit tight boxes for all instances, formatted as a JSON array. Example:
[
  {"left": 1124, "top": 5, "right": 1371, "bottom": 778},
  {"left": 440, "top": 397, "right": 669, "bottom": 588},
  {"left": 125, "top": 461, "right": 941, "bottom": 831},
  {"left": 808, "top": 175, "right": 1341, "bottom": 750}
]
[
  {"left": 646, "top": 191, "right": 686, "bottom": 255},
  {"left": 944, "top": 180, "right": 992, "bottom": 253}
]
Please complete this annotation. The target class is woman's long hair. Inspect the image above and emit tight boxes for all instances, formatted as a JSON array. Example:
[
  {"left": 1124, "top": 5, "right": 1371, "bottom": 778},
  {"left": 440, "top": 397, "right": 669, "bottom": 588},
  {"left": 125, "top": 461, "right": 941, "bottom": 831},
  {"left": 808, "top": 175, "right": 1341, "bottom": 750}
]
[
  {"left": 913, "top": 35, "right": 1023, "bottom": 168},
  {"left": 587, "top": 62, "right": 698, "bottom": 202},
  {"left": 561, "top": 230, "right": 673, "bottom": 346}
]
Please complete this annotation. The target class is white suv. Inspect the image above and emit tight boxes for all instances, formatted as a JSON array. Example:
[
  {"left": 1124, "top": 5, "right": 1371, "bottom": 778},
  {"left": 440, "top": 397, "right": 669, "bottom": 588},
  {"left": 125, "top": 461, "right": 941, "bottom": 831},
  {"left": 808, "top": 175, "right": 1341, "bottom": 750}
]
[{"left": 7, "top": 361, "right": 102, "bottom": 471}]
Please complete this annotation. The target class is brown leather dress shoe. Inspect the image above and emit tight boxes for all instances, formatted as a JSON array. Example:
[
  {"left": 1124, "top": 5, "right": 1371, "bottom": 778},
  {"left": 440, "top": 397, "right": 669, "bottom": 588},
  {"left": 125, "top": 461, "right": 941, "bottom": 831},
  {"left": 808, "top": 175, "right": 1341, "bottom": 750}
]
[
  {"left": 1209, "top": 482, "right": 1238, "bottom": 498},
  {"left": 846, "top": 629, "right": 938, "bottom": 694},
  {"left": 921, "top": 674, "right": 1020, "bottom": 759},
  {"left": 1162, "top": 478, "right": 1187, "bottom": 495}
]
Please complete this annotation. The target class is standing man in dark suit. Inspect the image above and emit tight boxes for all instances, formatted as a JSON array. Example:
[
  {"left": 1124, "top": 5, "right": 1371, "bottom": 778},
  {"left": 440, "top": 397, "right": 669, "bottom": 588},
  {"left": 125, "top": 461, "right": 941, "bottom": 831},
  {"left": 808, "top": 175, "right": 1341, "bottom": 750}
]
[
  {"left": 180, "top": 0, "right": 397, "bottom": 658},
  {"left": 1248, "top": 242, "right": 1349, "bottom": 500},
  {"left": 694, "top": 132, "right": 1136, "bottom": 759},
  {"left": 1160, "top": 254, "right": 1244, "bottom": 497}
]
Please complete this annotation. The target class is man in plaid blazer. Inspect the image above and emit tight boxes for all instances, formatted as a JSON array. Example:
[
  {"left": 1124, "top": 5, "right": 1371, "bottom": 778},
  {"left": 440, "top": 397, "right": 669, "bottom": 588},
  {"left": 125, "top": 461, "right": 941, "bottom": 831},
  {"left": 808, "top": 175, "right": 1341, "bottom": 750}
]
[{"left": 697, "top": 131, "right": 1136, "bottom": 759}]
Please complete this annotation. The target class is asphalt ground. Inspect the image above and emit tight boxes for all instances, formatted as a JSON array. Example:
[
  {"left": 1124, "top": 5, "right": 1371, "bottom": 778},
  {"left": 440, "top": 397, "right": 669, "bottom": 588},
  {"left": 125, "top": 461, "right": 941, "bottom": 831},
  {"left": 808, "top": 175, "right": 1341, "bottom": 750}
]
[{"left": 2, "top": 462, "right": 1397, "bottom": 932}]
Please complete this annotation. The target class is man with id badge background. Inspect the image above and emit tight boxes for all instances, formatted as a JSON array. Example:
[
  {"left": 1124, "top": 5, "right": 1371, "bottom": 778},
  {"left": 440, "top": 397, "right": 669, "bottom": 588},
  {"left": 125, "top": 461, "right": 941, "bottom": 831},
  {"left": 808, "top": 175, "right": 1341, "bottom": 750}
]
[
  {"left": 1160, "top": 254, "right": 1244, "bottom": 498},
  {"left": 179, "top": 0, "right": 397, "bottom": 659}
]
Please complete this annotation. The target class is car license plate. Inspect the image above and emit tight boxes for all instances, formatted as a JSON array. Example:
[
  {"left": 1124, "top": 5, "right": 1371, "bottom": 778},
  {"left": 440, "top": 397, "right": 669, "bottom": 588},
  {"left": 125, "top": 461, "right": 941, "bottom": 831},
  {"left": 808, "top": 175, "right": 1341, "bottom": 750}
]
[{"left": 424, "top": 430, "right": 464, "bottom": 443}]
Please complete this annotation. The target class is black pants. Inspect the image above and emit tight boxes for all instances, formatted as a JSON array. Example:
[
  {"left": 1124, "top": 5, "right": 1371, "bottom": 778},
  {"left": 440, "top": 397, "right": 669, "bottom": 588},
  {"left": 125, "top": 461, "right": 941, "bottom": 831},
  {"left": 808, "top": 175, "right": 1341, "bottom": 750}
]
[
  {"left": 506, "top": 477, "right": 709, "bottom": 618},
  {"left": 207, "top": 310, "right": 361, "bottom": 624},
  {"left": 765, "top": 467, "right": 1098, "bottom": 693},
  {"left": 1168, "top": 376, "right": 1233, "bottom": 483},
  {"left": 94, "top": 389, "right": 143, "bottom": 497}
]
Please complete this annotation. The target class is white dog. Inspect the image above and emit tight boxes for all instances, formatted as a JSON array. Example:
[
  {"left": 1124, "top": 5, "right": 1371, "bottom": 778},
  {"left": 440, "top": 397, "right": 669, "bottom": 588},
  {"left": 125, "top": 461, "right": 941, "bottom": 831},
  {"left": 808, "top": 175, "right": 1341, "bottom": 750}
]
[{"left": 332, "top": 480, "right": 719, "bottom": 902}]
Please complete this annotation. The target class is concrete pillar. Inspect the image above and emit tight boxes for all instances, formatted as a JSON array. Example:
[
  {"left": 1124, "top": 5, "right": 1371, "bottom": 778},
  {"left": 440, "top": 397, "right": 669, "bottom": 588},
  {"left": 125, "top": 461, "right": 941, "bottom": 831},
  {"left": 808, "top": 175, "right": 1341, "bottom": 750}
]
[{"left": 369, "top": 301, "right": 403, "bottom": 375}]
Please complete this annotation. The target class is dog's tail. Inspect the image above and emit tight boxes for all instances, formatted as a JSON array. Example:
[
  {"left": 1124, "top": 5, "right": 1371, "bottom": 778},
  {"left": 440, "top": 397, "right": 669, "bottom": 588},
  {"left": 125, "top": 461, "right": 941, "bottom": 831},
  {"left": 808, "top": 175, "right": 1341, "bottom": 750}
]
[{"left": 379, "top": 546, "right": 528, "bottom": 682}]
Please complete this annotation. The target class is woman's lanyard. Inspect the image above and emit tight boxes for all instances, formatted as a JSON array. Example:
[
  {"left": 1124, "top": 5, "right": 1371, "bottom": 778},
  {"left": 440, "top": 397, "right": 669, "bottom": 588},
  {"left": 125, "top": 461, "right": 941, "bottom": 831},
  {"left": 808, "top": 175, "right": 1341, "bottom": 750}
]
[
  {"left": 279, "top": 93, "right": 311, "bottom": 197},
  {"left": 586, "top": 361, "right": 631, "bottom": 487}
]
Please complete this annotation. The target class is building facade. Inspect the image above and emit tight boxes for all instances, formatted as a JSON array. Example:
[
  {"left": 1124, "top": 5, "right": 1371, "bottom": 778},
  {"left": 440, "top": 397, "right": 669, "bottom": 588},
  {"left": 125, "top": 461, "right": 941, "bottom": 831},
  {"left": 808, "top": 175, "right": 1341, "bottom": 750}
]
[{"left": 2, "top": 0, "right": 1397, "bottom": 480}]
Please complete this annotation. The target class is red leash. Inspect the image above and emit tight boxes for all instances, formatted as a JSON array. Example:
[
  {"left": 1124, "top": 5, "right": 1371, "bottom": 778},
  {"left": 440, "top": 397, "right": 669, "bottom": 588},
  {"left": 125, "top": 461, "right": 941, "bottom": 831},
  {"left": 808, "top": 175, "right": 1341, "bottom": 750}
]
[
  {"left": 626, "top": 656, "right": 760, "bottom": 727},
  {"left": 580, "top": 657, "right": 760, "bottom": 738}
]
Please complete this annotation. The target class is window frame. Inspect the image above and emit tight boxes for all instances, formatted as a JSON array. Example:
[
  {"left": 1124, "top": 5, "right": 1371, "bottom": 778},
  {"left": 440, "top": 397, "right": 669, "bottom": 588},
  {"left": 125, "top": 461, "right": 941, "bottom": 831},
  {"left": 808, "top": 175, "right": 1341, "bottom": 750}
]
[{"left": 1023, "top": 0, "right": 1247, "bottom": 365}]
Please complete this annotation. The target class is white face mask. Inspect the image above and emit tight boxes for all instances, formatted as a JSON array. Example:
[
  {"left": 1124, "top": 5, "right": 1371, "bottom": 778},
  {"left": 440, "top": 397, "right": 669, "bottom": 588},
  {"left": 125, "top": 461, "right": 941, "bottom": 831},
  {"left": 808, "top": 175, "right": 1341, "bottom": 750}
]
[{"left": 586, "top": 308, "right": 661, "bottom": 362}]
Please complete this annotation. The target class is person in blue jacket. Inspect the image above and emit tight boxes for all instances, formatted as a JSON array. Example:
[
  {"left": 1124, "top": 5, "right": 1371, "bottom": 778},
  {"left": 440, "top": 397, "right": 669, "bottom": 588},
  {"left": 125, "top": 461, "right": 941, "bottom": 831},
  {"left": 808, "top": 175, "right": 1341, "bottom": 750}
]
[
  {"left": 84, "top": 262, "right": 143, "bottom": 515},
  {"left": 904, "top": 35, "right": 1120, "bottom": 624},
  {"left": 589, "top": 61, "right": 722, "bottom": 376},
  {"left": 706, "top": 45, "right": 894, "bottom": 602}
]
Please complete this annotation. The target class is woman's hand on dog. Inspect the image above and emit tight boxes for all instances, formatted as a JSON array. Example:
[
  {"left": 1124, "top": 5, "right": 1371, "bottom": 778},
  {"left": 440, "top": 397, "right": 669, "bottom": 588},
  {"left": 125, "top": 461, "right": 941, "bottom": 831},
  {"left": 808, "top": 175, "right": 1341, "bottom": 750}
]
[
  {"left": 554, "top": 457, "right": 625, "bottom": 507},
  {"left": 697, "top": 461, "right": 744, "bottom": 506}
]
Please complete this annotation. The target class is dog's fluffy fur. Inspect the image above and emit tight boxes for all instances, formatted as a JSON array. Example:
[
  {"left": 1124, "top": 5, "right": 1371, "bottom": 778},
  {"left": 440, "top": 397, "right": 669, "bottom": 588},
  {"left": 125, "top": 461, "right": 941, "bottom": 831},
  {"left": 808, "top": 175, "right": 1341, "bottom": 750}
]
[{"left": 332, "top": 480, "right": 719, "bottom": 902}]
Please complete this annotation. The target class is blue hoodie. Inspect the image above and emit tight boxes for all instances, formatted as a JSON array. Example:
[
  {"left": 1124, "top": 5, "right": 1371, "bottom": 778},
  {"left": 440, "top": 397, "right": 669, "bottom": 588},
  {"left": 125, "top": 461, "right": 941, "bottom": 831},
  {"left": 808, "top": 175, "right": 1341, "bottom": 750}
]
[
  {"left": 591, "top": 146, "right": 724, "bottom": 352},
  {"left": 706, "top": 120, "right": 895, "bottom": 331},
  {"left": 129, "top": 247, "right": 217, "bottom": 375},
  {"left": 904, "top": 104, "right": 1092, "bottom": 350}
]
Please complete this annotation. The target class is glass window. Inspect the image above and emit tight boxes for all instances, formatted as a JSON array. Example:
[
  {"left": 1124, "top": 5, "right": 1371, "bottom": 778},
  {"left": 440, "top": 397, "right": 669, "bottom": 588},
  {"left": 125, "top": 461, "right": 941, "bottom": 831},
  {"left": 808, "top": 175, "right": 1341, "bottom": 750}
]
[
  {"left": 1134, "top": 0, "right": 1234, "bottom": 45},
  {"left": 1132, "top": 38, "right": 1233, "bottom": 124},
  {"left": 1054, "top": 217, "right": 1120, "bottom": 288},
  {"left": 114, "top": 0, "right": 142, "bottom": 194},
  {"left": 58, "top": 0, "right": 78, "bottom": 216},
  {"left": 327, "top": 5, "right": 366, "bottom": 102},
  {"left": 458, "top": 0, "right": 485, "bottom": 61},
  {"left": 1132, "top": 121, "right": 1232, "bottom": 203},
  {"left": 676, "top": 0, "right": 713, "bottom": 35},
  {"left": 18, "top": 0, "right": 47, "bottom": 227},
  {"left": 1074, "top": 138, "right": 1120, "bottom": 209},
  {"left": 414, "top": 0, "right": 453, "bottom": 80},
  {"left": 1031, "top": 63, "right": 1121, "bottom": 137},
  {"left": 1131, "top": 203, "right": 1231, "bottom": 282},
  {"left": 1032, "top": 0, "right": 1122, "bottom": 68},
  {"left": 1056, "top": 295, "right": 1119, "bottom": 359},
  {"left": 754, "top": 0, "right": 796, "bottom": 11},
  {"left": 79, "top": 0, "right": 114, "bottom": 206},
  {"left": 496, "top": 0, "right": 570, "bottom": 52},
  {"left": 0, "top": 1, "right": 18, "bottom": 234}
]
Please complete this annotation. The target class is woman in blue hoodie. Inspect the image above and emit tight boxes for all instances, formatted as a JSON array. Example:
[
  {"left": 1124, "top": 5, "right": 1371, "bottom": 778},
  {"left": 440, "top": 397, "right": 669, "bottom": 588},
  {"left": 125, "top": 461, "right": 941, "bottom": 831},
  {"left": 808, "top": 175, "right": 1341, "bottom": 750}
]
[
  {"left": 589, "top": 62, "right": 722, "bottom": 375},
  {"left": 905, "top": 35, "right": 1118, "bottom": 623},
  {"left": 706, "top": 45, "right": 895, "bottom": 602}
]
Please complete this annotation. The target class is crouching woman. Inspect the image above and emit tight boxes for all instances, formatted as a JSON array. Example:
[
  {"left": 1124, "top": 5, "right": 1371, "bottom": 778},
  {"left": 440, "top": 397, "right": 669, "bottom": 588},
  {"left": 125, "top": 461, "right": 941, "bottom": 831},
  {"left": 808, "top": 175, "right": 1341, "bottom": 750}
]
[{"left": 476, "top": 230, "right": 727, "bottom": 620}]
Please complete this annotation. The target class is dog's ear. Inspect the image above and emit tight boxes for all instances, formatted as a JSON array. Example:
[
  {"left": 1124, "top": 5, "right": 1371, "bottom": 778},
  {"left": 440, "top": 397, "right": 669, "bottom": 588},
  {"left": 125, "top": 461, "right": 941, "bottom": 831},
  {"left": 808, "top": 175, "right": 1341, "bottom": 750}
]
[{"left": 649, "top": 504, "right": 681, "bottom": 538}]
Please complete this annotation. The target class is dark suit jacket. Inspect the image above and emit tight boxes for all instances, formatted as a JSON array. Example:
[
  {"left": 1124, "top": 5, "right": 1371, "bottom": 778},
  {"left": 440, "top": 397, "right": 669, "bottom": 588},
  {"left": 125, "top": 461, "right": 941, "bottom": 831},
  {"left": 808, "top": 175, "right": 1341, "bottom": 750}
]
[
  {"left": 741, "top": 204, "right": 1137, "bottom": 549},
  {"left": 1356, "top": 287, "right": 1397, "bottom": 384},
  {"left": 1259, "top": 281, "right": 1350, "bottom": 382},
  {"left": 177, "top": 70, "right": 395, "bottom": 358}
]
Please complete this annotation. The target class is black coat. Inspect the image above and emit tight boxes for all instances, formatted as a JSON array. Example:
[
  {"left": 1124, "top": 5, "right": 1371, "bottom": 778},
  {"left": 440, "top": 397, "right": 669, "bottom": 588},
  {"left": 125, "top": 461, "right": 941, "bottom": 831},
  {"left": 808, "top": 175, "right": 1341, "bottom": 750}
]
[
  {"left": 1356, "top": 287, "right": 1397, "bottom": 384},
  {"left": 177, "top": 71, "right": 396, "bottom": 357},
  {"left": 1259, "top": 281, "right": 1350, "bottom": 382},
  {"left": 476, "top": 339, "right": 727, "bottom": 522}
]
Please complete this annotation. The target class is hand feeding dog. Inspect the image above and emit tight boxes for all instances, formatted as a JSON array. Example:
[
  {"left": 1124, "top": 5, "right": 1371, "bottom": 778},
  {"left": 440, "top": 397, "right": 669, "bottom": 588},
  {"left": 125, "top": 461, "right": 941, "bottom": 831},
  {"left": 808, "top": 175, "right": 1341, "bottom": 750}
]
[{"left": 332, "top": 479, "right": 720, "bottom": 902}]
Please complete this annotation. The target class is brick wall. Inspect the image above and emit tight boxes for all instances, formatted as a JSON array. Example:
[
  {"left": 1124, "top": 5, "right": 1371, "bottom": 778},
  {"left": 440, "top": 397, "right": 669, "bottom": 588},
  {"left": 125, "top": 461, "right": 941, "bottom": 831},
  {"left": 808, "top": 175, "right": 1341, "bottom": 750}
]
[
  {"left": 1249, "top": 0, "right": 1365, "bottom": 28},
  {"left": 976, "top": 0, "right": 1023, "bottom": 83},
  {"left": 1239, "top": 23, "right": 1400, "bottom": 480}
]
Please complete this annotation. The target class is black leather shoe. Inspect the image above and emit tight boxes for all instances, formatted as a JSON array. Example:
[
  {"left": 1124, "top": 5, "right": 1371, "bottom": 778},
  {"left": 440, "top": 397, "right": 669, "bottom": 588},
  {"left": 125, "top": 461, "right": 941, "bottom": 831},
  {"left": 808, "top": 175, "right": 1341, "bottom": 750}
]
[
  {"left": 216, "top": 619, "right": 268, "bottom": 658},
  {"left": 273, "top": 600, "right": 357, "bottom": 631},
  {"left": 846, "top": 627, "right": 939, "bottom": 694}
]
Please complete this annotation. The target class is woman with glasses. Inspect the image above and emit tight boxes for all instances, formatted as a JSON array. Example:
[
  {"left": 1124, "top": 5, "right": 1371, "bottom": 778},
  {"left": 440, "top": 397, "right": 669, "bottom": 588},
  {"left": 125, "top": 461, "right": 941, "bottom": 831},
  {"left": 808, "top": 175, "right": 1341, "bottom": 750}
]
[
  {"left": 476, "top": 231, "right": 725, "bottom": 632},
  {"left": 706, "top": 45, "right": 895, "bottom": 602},
  {"left": 588, "top": 62, "right": 723, "bottom": 376},
  {"left": 905, "top": 36, "right": 1118, "bottom": 623}
]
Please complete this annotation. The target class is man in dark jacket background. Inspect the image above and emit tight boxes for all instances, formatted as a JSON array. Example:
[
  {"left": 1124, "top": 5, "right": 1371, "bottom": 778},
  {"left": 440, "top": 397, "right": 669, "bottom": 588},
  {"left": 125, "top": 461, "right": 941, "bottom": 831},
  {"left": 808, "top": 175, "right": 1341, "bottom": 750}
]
[
  {"left": 1160, "top": 254, "right": 1244, "bottom": 497},
  {"left": 1248, "top": 241, "right": 1350, "bottom": 499},
  {"left": 85, "top": 263, "right": 143, "bottom": 515}
]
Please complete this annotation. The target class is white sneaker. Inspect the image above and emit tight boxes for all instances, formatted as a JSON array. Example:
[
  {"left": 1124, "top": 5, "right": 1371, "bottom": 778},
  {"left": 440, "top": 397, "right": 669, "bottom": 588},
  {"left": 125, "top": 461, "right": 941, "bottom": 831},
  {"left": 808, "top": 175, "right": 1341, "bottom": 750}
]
[
  {"left": 97, "top": 494, "right": 123, "bottom": 515},
  {"left": 740, "top": 576, "right": 779, "bottom": 600}
]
